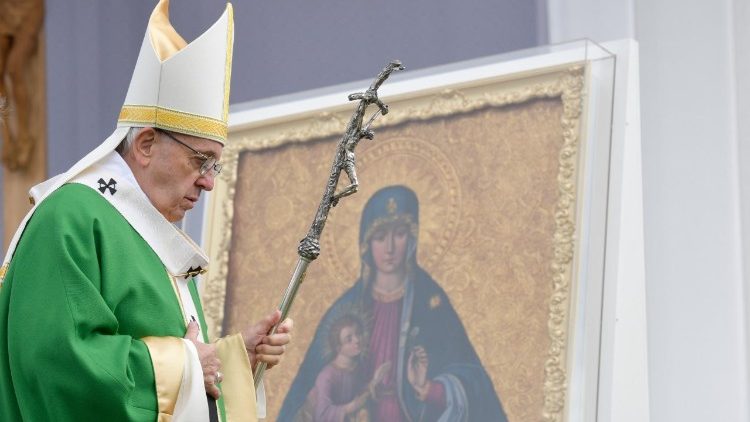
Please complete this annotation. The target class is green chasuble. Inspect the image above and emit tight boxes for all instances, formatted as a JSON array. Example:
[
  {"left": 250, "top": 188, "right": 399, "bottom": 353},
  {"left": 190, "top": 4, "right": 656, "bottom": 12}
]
[{"left": 0, "top": 184, "right": 186, "bottom": 420}]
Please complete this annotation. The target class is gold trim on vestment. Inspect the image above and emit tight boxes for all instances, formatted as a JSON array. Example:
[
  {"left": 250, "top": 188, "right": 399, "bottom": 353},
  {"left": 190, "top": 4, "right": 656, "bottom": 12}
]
[
  {"left": 119, "top": 105, "right": 228, "bottom": 143},
  {"left": 215, "top": 334, "right": 258, "bottom": 422},
  {"left": 142, "top": 336, "right": 185, "bottom": 419},
  {"left": 167, "top": 273, "right": 187, "bottom": 319}
]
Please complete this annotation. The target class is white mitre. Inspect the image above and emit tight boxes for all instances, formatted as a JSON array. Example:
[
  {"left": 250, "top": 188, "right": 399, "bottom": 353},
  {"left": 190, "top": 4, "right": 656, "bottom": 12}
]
[
  {"left": 1, "top": 0, "right": 234, "bottom": 273},
  {"left": 119, "top": 0, "right": 234, "bottom": 144}
]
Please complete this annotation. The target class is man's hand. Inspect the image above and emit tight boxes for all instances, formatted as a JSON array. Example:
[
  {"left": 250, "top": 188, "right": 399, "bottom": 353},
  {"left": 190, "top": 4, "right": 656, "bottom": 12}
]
[
  {"left": 184, "top": 320, "right": 222, "bottom": 399},
  {"left": 241, "top": 309, "right": 293, "bottom": 371}
]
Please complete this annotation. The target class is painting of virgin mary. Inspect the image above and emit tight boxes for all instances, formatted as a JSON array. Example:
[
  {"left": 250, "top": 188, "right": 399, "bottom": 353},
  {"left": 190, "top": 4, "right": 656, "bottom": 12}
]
[{"left": 279, "top": 185, "right": 508, "bottom": 422}]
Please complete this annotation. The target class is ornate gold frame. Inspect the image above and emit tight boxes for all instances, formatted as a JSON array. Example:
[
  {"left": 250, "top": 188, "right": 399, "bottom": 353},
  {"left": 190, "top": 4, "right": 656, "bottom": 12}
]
[{"left": 202, "top": 63, "right": 588, "bottom": 422}]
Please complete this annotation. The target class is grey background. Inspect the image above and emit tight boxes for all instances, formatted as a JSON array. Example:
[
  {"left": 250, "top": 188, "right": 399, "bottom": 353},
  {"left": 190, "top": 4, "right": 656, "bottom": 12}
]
[
  {"left": 1, "top": 0, "right": 544, "bottom": 247},
  {"left": 1, "top": 0, "right": 547, "bottom": 251},
  {"left": 43, "top": 0, "right": 547, "bottom": 175}
]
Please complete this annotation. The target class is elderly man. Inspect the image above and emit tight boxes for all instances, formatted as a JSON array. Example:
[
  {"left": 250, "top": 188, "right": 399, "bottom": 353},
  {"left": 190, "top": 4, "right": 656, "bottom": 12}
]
[{"left": 0, "top": 1, "right": 289, "bottom": 421}]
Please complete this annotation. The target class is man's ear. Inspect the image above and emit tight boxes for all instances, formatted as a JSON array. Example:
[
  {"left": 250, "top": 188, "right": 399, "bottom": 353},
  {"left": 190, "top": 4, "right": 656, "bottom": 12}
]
[{"left": 132, "top": 127, "right": 158, "bottom": 166}]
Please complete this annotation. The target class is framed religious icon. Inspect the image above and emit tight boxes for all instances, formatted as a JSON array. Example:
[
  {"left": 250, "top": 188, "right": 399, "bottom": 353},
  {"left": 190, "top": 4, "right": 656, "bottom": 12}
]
[{"left": 202, "top": 40, "right": 623, "bottom": 421}]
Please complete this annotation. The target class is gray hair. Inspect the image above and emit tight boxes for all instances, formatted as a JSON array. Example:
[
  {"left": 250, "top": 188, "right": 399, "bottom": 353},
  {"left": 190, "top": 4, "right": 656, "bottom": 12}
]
[{"left": 116, "top": 126, "right": 144, "bottom": 156}]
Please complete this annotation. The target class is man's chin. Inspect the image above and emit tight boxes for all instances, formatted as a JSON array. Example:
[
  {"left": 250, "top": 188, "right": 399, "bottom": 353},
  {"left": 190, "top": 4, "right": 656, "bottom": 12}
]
[{"left": 165, "top": 209, "right": 187, "bottom": 223}]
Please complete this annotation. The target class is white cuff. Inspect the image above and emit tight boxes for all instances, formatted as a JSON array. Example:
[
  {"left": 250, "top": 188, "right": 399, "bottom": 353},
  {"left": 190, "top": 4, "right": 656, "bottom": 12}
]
[{"left": 173, "top": 339, "right": 210, "bottom": 422}]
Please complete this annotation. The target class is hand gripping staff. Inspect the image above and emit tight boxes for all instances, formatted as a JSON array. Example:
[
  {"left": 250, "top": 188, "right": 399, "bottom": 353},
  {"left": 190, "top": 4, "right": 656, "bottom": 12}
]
[{"left": 253, "top": 60, "right": 405, "bottom": 388}]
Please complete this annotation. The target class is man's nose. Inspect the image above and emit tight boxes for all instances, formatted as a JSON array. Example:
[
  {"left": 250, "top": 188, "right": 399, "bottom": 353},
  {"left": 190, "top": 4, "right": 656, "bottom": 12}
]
[{"left": 195, "top": 172, "right": 215, "bottom": 191}]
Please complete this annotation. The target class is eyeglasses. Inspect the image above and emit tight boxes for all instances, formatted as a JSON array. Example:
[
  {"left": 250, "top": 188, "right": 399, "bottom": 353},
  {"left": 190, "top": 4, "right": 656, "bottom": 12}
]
[{"left": 155, "top": 128, "right": 222, "bottom": 176}]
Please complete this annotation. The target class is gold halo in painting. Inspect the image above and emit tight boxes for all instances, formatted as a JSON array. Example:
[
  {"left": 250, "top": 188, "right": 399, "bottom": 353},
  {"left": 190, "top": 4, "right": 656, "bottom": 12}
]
[{"left": 320, "top": 135, "right": 462, "bottom": 281}]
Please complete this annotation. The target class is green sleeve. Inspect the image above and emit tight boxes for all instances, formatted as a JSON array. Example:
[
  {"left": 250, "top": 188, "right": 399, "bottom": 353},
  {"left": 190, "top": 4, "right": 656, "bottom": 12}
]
[{"left": 3, "top": 188, "right": 158, "bottom": 421}]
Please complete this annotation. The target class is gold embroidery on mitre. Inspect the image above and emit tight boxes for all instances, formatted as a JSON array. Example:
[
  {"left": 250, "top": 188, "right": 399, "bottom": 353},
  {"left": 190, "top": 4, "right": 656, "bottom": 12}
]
[
  {"left": 222, "top": 4, "right": 234, "bottom": 123},
  {"left": 119, "top": 105, "right": 228, "bottom": 142},
  {"left": 119, "top": 105, "right": 156, "bottom": 122},
  {"left": 429, "top": 294, "right": 441, "bottom": 309}
]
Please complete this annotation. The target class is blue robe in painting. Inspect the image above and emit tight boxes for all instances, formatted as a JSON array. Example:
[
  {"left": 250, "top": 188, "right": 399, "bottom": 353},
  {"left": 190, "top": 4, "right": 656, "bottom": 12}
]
[{"left": 279, "top": 185, "right": 508, "bottom": 422}]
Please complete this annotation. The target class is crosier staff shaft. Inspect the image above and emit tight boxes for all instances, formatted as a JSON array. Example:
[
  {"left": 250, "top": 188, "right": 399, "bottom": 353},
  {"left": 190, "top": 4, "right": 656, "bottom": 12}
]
[{"left": 253, "top": 60, "right": 405, "bottom": 388}]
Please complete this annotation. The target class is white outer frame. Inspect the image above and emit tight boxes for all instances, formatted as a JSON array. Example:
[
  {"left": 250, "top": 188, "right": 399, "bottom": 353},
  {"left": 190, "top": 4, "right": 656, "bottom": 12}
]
[
  {"left": 595, "top": 39, "right": 649, "bottom": 422},
  {"left": 200, "top": 39, "right": 648, "bottom": 421}
]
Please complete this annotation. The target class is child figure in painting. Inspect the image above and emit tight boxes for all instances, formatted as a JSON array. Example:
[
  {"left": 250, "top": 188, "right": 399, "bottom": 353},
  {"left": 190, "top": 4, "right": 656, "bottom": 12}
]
[
  {"left": 283, "top": 185, "right": 507, "bottom": 422},
  {"left": 303, "top": 313, "right": 390, "bottom": 422}
]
